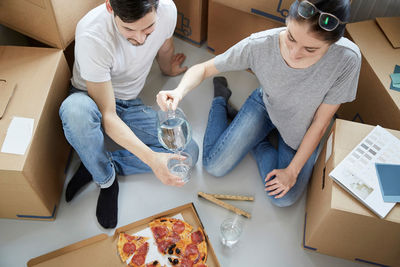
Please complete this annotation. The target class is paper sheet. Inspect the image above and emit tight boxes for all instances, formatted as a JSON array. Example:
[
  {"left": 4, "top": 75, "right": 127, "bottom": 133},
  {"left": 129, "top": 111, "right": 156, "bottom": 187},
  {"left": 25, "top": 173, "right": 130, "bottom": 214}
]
[
  {"left": 1, "top": 117, "right": 34, "bottom": 155},
  {"left": 329, "top": 126, "right": 400, "bottom": 218},
  {"left": 126, "top": 213, "right": 184, "bottom": 266}
]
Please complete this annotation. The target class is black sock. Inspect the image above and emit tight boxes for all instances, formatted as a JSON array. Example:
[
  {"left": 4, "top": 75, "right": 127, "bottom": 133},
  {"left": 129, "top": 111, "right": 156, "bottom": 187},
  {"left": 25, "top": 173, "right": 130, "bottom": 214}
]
[
  {"left": 213, "top": 76, "right": 231, "bottom": 102},
  {"left": 227, "top": 103, "right": 238, "bottom": 120},
  {"left": 65, "top": 163, "right": 93, "bottom": 202},
  {"left": 96, "top": 177, "right": 119, "bottom": 229}
]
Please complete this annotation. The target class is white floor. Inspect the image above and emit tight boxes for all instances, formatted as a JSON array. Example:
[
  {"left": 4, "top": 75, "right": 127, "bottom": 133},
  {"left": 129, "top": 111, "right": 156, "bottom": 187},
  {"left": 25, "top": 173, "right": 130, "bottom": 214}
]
[{"left": 0, "top": 38, "right": 368, "bottom": 267}]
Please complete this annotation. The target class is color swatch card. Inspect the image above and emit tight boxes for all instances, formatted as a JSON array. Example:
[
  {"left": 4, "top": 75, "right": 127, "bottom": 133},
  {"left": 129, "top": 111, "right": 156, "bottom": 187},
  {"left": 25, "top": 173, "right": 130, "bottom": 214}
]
[
  {"left": 329, "top": 126, "right": 400, "bottom": 218},
  {"left": 375, "top": 163, "right": 400, "bottom": 203}
]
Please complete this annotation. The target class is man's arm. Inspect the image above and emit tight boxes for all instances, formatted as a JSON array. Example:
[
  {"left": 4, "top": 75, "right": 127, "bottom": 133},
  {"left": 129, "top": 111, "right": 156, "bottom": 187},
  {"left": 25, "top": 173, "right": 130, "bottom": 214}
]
[
  {"left": 86, "top": 80, "right": 185, "bottom": 186},
  {"left": 156, "top": 37, "right": 187, "bottom": 76},
  {"left": 265, "top": 103, "right": 340, "bottom": 198}
]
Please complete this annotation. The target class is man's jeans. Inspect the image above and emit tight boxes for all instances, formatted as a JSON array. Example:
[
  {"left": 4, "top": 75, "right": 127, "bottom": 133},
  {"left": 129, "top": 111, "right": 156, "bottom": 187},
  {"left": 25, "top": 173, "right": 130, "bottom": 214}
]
[
  {"left": 59, "top": 88, "right": 199, "bottom": 187},
  {"left": 202, "top": 88, "right": 318, "bottom": 207}
]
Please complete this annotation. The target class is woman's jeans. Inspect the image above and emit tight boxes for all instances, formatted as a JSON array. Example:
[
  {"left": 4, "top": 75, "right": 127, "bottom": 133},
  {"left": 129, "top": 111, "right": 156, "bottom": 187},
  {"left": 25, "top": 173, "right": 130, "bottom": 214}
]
[
  {"left": 202, "top": 88, "right": 318, "bottom": 207},
  {"left": 59, "top": 87, "right": 199, "bottom": 188}
]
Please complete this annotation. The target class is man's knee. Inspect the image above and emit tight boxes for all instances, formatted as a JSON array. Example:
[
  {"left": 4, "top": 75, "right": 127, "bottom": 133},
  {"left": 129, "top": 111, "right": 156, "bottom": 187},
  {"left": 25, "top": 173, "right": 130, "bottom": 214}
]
[
  {"left": 59, "top": 93, "right": 101, "bottom": 133},
  {"left": 186, "top": 140, "right": 199, "bottom": 165}
]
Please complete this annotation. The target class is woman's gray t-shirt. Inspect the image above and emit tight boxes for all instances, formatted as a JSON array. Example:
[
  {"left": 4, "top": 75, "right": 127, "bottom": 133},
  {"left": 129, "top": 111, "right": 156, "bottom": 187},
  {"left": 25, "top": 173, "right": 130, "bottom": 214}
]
[{"left": 214, "top": 27, "right": 361, "bottom": 150}]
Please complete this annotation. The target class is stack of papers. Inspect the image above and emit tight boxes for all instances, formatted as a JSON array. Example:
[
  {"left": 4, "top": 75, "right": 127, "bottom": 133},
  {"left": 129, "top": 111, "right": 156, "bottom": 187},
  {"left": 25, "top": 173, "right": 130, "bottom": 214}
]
[{"left": 329, "top": 126, "right": 400, "bottom": 218}]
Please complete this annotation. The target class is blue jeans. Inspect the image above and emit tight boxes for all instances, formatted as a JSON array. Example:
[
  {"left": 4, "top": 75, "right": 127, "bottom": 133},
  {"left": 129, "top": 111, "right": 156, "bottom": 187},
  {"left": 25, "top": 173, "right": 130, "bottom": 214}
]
[
  {"left": 59, "top": 87, "right": 199, "bottom": 187},
  {"left": 202, "top": 88, "right": 318, "bottom": 207}
]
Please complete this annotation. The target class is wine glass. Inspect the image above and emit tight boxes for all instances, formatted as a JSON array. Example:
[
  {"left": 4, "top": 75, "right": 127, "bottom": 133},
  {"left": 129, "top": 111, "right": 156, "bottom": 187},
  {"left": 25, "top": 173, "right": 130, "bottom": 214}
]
[{"left": 157, "top": 106, "right": 193, "bottom": 182}]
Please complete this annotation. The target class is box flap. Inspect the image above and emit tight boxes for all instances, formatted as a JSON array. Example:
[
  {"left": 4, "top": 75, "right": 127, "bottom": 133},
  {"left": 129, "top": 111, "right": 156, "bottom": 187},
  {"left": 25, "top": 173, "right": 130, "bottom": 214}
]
[
  {"left": 0, "top": 79, "right": 16, "bottom": 119},
  {"left": 346, "top": 20, "right": 400, "bottom": 109},
  {"left": 376, "top": 17, "right": 400, "bottom": 49},
  {"left": 27, "top": 234, "right": 109, "bottom": 266}
]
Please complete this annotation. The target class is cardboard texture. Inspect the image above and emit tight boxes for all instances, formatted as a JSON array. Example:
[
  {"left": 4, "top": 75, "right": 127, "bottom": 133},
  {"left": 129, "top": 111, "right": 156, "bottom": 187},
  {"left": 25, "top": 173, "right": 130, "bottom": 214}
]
[
  {"left": 214, "top": 0, "right": 292, "bottom": 24},
  {"left": 0, "top": 79, "right": 16, "bottom": 119},
  {"left": 337, "top": 19, "right": 400, "bottom": 130},
  {"left": 174, "top": 0, "right": 208, "bottom": 46},
  {"left": 0, "top": 46, "right": 71, "bottom": 220},
  {"left": 0, "top": 0, "right": 103, "bottom": 49},
  {"left": 27, "top": 203, "right": 220, "bottom": 267},
  {"left": 304, "top": 119, "right": 400, "bottom": 267},
  {"left": 376, "top": 17, "right": 400, "bottom": 49},
  {"left": 207, "top": 0, "right": 283, "bottom": 55}
]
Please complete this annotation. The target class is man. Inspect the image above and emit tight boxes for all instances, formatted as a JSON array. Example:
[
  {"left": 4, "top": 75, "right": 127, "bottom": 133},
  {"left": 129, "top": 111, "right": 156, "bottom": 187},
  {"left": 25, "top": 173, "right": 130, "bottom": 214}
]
[{"left": 59, "top": 0, "right": 199, "bottom": 229}]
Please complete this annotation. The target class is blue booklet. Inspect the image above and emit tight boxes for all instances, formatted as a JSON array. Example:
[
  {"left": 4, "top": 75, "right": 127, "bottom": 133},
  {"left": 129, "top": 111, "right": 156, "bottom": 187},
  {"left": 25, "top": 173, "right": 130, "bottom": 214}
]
[{"left": 375, "top": 163, "right": 400, "bottom": 203}]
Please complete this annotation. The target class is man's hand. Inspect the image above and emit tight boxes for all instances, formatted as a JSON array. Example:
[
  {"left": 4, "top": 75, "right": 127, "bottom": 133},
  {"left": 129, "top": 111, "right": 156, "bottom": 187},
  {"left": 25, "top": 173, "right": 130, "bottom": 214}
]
[
  {"left": 149, "top": 152, "right": 186, "bottom": 187},
  {"left": 264, "top": 167, "right": 297, "bottom": 198},
  {"left": 156, "top": 89, "right": 183, "bottom": 111},
  {"left": 169, "top": 53, "right": 188, "bottom": 76},
  {"left": 157, "top": 38, "right": 188, "bottom": 76}
]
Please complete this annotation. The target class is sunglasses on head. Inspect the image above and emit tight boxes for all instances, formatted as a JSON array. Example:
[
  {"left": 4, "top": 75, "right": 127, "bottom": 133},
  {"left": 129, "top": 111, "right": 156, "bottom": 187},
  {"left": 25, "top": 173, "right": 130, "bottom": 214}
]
[{"left": 297, "top": 0, "right": 347, "bottom": 31}]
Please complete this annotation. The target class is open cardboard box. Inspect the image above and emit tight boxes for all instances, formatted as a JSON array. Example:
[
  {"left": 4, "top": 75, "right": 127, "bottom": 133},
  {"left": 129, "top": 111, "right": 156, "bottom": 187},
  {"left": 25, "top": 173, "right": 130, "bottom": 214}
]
[
  {"left": 174, "top": 0, "right": 208, "bottom": 47},
  {"left": 213, "top": 0, "right": 291, "bottom": 24},
  {"left": 304, "top": 119, "right": 400, "bottom": 266},
  {"left": 28, "top": 203, "right": 220, "bottom": 267},
  {"left": 0, "top": 0, "right": 103, "bottom": 49},
  {"left": 207, "top": 0, "right": 283, "bottom": 55},
  {"left": 337, "top": 18, "right": 400, "bottom": 130},
  {"left": 0, "top": 46, "right": 71, "bottom": 220}
]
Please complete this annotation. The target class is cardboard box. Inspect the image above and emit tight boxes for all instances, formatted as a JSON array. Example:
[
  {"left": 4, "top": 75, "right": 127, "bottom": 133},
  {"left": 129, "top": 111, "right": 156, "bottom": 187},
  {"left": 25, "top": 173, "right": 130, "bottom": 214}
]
[
  {"left": 303, "top": 119, "right": 400, "bottom": 266},
  {"left": 207, "top": 0, "right": 283, "bottom": 55},
  {"left": 0, "top": 46, "right": 71, "bottom": 220},
  {"left": 337, "top": 19, "right": 400, "bottom": 130},
  {"left": 174, "top": 0, "right": 208, "bottom": 46},
  {"left": 27, "top": 203, "right": 220, "bottom": 266},
  {"left": 213, "top": 0, "right": 291, "bottom": 24},
  {"left": 0, "top": 0, "right": 103, "bottom": 49}
]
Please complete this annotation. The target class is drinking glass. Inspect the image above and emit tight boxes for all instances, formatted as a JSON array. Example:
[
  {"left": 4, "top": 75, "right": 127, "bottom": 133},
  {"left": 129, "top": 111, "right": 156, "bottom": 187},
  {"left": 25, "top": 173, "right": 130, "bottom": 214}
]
[
  {"left": 220, "top": 213, "right": 243, "bottom": 247},
  {"left": 157, "top": 106, "right": 193, "bottom": 182}
]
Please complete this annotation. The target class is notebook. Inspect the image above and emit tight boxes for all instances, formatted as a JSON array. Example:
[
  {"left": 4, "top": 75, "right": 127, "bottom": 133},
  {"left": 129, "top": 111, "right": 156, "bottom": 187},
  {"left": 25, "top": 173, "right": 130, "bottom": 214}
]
[{"left": 375, "top": 163, "right": 400, "bottom": 203}]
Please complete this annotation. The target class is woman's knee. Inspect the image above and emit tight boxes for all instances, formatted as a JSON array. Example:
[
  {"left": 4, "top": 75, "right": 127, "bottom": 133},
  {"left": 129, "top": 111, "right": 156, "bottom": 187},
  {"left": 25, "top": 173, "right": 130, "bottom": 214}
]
[{"left": 267, "top": 193, "right": 298, "bottom": 207}]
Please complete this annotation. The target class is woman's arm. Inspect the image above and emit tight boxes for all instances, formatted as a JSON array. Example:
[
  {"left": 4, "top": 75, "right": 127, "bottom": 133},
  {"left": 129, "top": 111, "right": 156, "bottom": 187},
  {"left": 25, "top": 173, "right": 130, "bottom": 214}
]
[
  {"left": 156, "top": 58, "right": 220, "bottom": 111},
  {"left": 265, "top": 102, "right": 340, "bottom": 198}
]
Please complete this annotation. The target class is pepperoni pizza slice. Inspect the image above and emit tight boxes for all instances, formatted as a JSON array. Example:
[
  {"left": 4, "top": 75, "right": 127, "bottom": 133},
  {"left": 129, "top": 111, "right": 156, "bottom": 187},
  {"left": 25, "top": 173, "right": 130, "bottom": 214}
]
[
  {"left": 129, "top": 242, "right": 149, "bottom": 267},
  {"left": 149, "top": 218, "right": 193, "bottom": 255},
  {"left": 176, "top": 228, "right": 208, "bottom": 267},
  {"left": 117, "top": 233, "right": 149, "bottom": 263}
]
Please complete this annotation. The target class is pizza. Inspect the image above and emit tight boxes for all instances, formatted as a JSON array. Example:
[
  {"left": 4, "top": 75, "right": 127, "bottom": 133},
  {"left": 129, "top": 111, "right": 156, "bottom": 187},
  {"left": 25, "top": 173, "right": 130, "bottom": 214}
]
[
  {"left": 129, "top": 242, "right": 149, "bottom": 267},
  {"left": 117, "top": 233, "right": 149, "bottom": 263},
  {"left": 150, "top": 218, "right": 208, "bottom": 267},
  {"left": 118, "top": 218, "right": 208, "bottom": 267},
  {"left": 149, "top": 217, "right": 193, "bottom": 257}
]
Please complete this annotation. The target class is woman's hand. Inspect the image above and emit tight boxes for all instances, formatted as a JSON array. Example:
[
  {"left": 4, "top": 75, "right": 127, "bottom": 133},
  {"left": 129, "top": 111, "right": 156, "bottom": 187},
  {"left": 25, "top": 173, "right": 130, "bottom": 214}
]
[
  {"left": 264, "top": 167, "right": 298, "bottom": 198},
  {"left": 149, "top": 152, "right": 186, "bottom": 187},
  {"left": 156, "top": 89, "right": 183, "bottom": 111}
]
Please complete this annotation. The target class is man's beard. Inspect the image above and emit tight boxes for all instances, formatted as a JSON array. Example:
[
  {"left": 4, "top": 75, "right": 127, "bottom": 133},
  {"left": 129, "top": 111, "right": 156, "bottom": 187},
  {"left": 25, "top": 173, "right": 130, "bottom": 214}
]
[{"left": 128, "top": 33, "right": 151, "bottom": 46}]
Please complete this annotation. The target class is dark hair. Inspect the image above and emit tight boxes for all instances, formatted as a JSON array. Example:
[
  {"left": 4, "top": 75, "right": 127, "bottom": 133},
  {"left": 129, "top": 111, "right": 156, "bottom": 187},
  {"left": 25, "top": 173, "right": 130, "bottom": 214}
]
[
  {"left": 110, "top": 0, "right": 159, "bottom": 23},
  {"left": 287, "top": 0, "right": 351, "bottom": 43}
]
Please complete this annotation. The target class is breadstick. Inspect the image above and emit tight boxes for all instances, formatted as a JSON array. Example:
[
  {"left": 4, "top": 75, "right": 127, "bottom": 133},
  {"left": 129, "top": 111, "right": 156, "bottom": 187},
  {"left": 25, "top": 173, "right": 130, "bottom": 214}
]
[
  {"left": 198, "top": 192, "right": 251, "bottom": 218},
  {"left": 209, "top": 193, "right": 254, "bottom": 201}
]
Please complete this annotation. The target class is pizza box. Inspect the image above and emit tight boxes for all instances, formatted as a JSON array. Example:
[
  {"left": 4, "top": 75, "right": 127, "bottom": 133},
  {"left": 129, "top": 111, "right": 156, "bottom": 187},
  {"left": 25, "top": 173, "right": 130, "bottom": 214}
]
[{"left": 27, "top": 203, "right": 220, "bottom": 267}]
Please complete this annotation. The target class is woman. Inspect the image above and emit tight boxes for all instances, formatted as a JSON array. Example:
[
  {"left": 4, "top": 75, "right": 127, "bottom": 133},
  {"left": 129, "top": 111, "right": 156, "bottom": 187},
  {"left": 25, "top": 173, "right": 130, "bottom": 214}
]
[{"left": 157, "top": 0, "right": 361, "bottom": 206}]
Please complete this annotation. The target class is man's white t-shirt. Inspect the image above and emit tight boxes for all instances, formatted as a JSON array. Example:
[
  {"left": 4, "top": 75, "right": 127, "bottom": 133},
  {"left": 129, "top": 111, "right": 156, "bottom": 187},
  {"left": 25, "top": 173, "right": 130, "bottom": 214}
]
[{"left": 71, "top": 0, "right": 177, "bottom": 100}]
